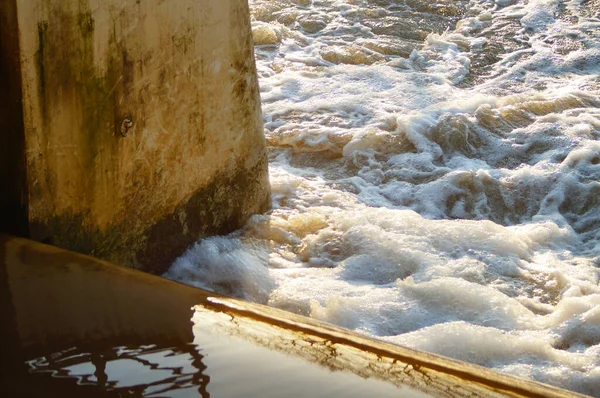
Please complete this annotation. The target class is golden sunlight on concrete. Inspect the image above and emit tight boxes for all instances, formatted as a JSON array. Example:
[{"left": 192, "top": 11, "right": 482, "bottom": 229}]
[{"left": 0, "top": 0, "right": 270, "bottom": 273}]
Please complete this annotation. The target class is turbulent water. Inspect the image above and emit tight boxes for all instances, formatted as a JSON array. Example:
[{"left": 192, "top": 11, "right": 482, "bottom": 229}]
[{"left": 166, "top": 0, "right": 600, "bottom": 395}]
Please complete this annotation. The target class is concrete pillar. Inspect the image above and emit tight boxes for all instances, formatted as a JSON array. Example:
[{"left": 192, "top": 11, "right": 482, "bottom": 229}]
[{"left": 0, "top": 0, "right": 270, "bottom": 273}]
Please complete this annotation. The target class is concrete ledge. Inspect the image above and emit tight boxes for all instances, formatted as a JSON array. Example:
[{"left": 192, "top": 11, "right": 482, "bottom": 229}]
[{"left": 0, "top": 236, "right": 586, "bottom": 397}]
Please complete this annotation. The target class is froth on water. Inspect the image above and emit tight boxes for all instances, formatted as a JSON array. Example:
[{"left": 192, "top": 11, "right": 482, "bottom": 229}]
[{"left": 166, "top": 0, "right": 600, "bottom": 395}]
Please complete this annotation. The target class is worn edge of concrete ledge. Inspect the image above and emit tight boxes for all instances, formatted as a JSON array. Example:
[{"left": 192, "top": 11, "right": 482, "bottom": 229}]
[
  {"left": 203, "top": 297, "right": 589, "bottom": 398},
  {"left": 1, "top": 235, "right": 589, "bottom": 398}
]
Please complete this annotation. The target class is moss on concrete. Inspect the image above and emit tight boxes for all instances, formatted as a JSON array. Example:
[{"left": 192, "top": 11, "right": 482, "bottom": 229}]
[
  {"left": 10, "top": 0, "right": 271, "bottom": 273},
  {"left": 30, "top": 154, "right": 270, "bottom": 274}
]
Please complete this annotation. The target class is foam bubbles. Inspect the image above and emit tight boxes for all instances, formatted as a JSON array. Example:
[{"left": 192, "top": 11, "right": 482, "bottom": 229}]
[
  {"left": 520, "top": 0, "right": 558, "bottom": 32},
  {"left": 164, "top": 237, "right": 274, "bottom": 303},
  {"left": 166, "top": 0, "right": 600, "bottom": 395}
]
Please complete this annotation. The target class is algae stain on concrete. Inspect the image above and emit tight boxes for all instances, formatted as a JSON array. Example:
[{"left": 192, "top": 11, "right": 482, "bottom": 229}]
[
  {"left": 12, "top": 0, "right": 271, "bottom": 273},
  {"left": 35, "top": 21, "right": 48, "bottom": 115},
  {"left": 34, "top": 4, "right": 120, "bottom": 211}
]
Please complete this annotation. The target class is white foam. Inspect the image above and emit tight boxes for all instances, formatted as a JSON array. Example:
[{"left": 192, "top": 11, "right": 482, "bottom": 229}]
[
  {"left": 520, "top": 0, "right": 558, "bottom": 32},
  {"left": 168, "top": 1, "right": 600, "bottom": 395},
  {"left": 164, "top": 237, "right": 274, "bottom": 303}
]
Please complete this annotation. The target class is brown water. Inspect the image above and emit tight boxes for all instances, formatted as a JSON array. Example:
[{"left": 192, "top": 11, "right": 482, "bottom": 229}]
[
  {"left": 20, "top": 330, "right": 425, "bottom": 398},
  {"left": 0, "top": 236, "right": 472, "bottom": 397}
]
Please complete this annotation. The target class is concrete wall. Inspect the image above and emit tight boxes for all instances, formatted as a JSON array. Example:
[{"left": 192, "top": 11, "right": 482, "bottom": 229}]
[
  {"left": 0, "top": 0, "right": 28, "bottom": 238},
  {"left": 0, "top": 0, "right": 270, "bottom": 273}
]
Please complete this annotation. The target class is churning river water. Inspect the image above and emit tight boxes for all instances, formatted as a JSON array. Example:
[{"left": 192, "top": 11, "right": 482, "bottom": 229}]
[{"left": 165, "top": 1, "right": 600, "bottom": 395}]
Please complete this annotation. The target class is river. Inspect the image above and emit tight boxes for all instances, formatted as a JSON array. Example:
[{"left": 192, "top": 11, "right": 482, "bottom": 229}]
[{"left": 165, "top": 1, "right": 600, "bottom": 395}]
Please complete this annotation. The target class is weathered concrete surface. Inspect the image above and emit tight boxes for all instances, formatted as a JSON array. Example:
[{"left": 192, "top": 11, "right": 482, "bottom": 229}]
[{"left": 0, "top": 0, "right": 270, "bottom": 272}]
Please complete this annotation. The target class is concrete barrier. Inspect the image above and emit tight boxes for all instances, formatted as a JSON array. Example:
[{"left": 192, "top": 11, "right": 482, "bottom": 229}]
[
  {"left": 0, "top": 0, "right": 270, "bottom": 273},
  {"left": 0, "top": 236, "right": 586, "bottom": 397}
]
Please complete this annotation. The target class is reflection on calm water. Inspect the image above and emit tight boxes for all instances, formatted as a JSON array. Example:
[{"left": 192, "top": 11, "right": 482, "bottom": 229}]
[
  {"left": 19, "top": 305, "right": 427, "bottom": 398},
  {"left": 0, "top": 237, "right": 425, "bottom": 398},
  {"left": 25, "top": 345, "right": 210, "bottom": 397},
  {"left": 0, "top": 237, "right": 580, "bottom": 398}
]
